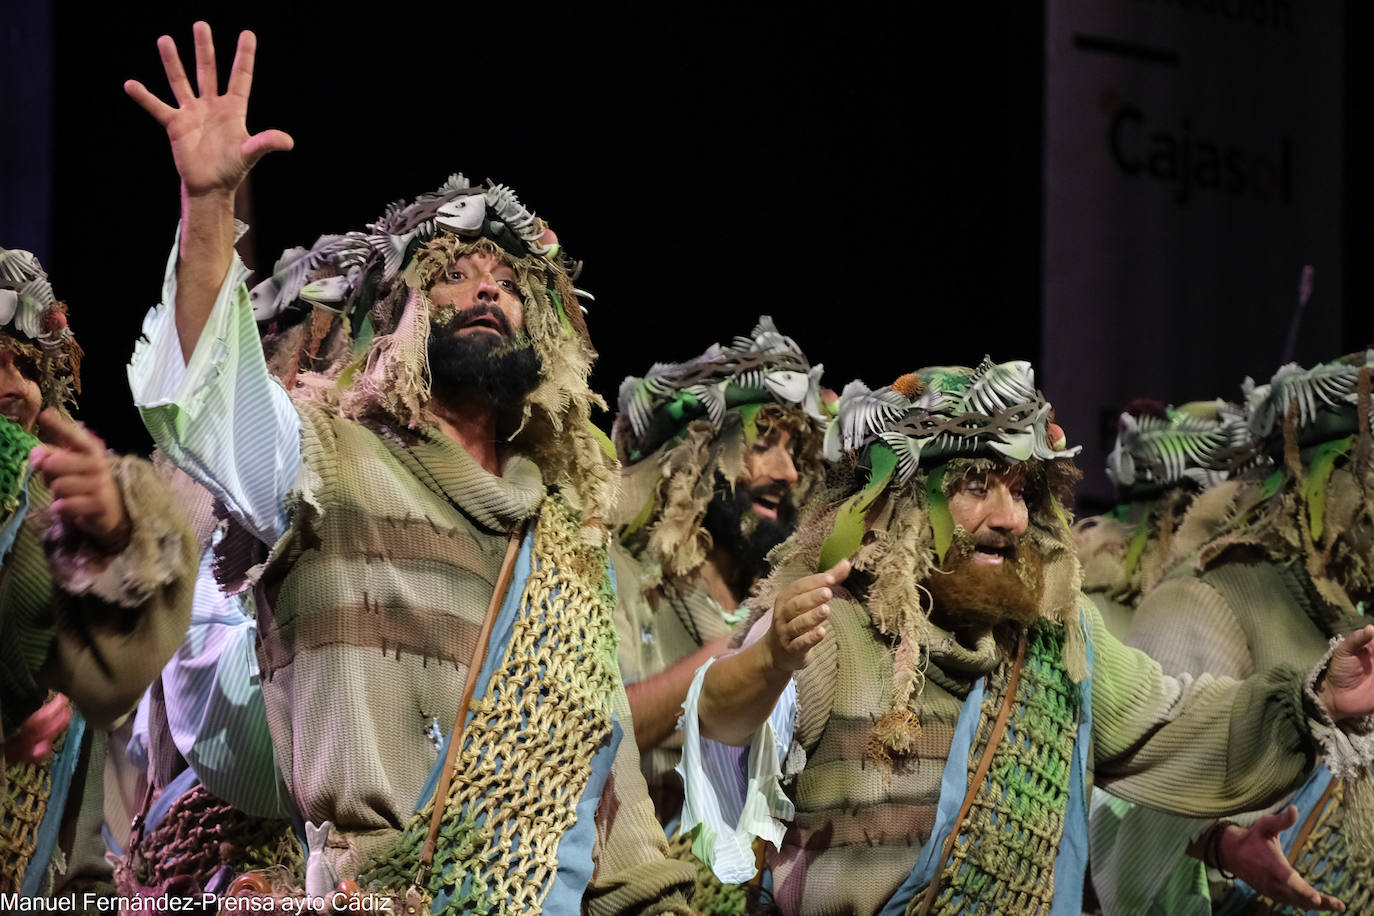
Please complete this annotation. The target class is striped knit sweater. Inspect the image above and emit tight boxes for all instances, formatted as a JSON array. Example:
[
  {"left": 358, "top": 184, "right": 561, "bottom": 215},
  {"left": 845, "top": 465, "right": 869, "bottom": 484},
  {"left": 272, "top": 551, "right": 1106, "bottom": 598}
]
[{"left": 1124, "top": 553, "right": 1371, "bottom": 913}]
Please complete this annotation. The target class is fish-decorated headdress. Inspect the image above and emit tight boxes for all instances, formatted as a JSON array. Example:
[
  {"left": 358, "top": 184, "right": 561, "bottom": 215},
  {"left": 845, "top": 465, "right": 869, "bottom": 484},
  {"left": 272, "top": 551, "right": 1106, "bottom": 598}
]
[
  {"left": 2, "top": 248, "right": 83, "bottom": 518},
  {"left": 611, "top": 317, "right": 829, "bottom": 585},
  {"left": 248, "top": 174, "right": 614, "bottom": 521},
  {"left": 1106, "top": 399, "right": 1264, "bottom": 501},
  {"left": 1245, "top": 350, "right": 1374, "bottom": 451},
  {"left": 1076, "top": 399, "right": 1267, "bottom": 609},
  {"left": 0, "top": 247, "right": 82, "bottom": 413}
]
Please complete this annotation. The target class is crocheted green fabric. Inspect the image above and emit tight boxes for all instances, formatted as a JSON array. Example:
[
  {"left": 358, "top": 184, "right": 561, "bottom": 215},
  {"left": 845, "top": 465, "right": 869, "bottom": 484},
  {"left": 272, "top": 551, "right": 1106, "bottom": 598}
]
[
  {"left": 933, "top": 621, "right": 1080, "bottom": 916},
  {"left": 1, "top": 415, "right": 38, "bottom": 519}
]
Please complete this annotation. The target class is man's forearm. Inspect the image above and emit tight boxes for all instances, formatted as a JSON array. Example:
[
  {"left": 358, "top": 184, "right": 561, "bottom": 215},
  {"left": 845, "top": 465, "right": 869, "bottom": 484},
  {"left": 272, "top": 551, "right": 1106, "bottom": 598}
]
[
  {"left": 175, "top": 186, "right": 237, "bottom": 364},
  {"left": 697, "top": 640, "right": 793, "bottom": 747},
  {"left": 626, "top": 635, "right": 729, "bottom": 753}
]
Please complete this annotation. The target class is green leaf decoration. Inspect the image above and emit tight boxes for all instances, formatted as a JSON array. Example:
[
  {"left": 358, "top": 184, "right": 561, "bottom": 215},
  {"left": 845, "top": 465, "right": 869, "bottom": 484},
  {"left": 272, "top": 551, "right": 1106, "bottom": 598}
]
[
  {"left": 818, "top": 445, "right": 898, "bottom": 571},
  {"left": 1302, "top": 434, "right": 1354, "bottom": 543},
  {"left": 352, "top": 313, "right": 374, "bottom": 356},
  {"left": 1122, "top": 511, "right": 1153, "bottom": 579},
  {"left": 1051, "top": 495, "right": 1071, "bottom": 532},
  {"left": 588, "top": 420, "right": 618, "bottom": 463},
  {"left": 739, "top": 402, "right": 763, "bottom": 445},
  {"left": 926, "top": 464, "right": 954, "bottom": 565},
  {"left": 1259, "top": 468, "right": 1286, "bottom": 502},
  {"left": 548, "top": 288, "right": 574, "bottom": 334}
]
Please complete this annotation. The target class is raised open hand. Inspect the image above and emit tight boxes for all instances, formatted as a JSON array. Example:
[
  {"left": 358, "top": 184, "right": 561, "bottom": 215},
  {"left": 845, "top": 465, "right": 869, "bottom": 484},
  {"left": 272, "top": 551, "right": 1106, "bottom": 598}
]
[
  {"left": 765, "top": 558, "right": 850, "bottom": 673},
  {"left": 1317, "top": 624, "right": 1374, "bottom": 722},
  {"left": 1214, "top": 808, "right": 1346, "bottom": 913},
  {"left": 29, "top": 409, "right": 129, "bottom": 553},
  {"left": 124, "top": 21, "right": 293, "bottom": 198}
]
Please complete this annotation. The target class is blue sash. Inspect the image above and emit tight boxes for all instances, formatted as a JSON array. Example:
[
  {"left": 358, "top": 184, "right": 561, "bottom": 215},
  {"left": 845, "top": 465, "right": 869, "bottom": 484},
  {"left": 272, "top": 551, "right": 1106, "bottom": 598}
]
[
  {"left": 1, "top": 470, "right": 33, "bottom": 560},
  {"left": 21, "top": 710, "right": 87, "bottom": 895}
]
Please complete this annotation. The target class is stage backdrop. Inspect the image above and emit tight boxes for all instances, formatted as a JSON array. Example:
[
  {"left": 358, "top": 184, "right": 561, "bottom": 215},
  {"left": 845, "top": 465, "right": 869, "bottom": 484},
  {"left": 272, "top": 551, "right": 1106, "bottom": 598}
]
[{"left": 1044, "top": 0, "right": 1344, "bottom": 506}]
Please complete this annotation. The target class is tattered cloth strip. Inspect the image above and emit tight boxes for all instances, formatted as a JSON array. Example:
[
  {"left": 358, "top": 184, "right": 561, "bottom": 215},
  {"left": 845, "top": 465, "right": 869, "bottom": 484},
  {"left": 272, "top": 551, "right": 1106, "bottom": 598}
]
[
  {"left": 0, "top": 725, "right": 66, "bottom": 893},
  {"left": 930, "top": 622, "right": 1080, "bottom": 916},
  {"left": 114, "top": 784, "right": 302, "bottom": 901},
  {"left": 359, "top": 494, "right": 620, "bottom": 915}
]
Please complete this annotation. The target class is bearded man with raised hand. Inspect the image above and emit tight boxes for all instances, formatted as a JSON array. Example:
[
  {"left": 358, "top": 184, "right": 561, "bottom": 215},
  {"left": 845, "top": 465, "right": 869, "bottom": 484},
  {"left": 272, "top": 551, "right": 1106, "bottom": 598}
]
[
  {"left": 609, "top": 319, "right": 827, "bottom": 910},
  {"left": 2, "top": 246, "right": 197, "bottom": 895},
  {"left": 124, "top": 22, "right": 693, "bottom": 914},
  {"left": 678, "top": 358, "right": 1374, "bottom": 916}
]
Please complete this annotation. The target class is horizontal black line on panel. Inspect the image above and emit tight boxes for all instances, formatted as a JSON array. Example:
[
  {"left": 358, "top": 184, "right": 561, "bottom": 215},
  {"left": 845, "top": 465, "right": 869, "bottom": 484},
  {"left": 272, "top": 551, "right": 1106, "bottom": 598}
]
[{"left": 1072, "top": 32, "right": 1179, "bottom": 66}]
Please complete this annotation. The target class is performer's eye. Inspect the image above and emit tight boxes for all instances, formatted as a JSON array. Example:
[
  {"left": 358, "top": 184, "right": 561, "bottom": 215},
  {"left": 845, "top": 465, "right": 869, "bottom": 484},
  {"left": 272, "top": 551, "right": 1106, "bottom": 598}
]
[
  {"left": 961, "top": 478, "right": 988, "bottom": 498},
  {"left": 446, "top": 269, "right": 466, "bottom": 282},
  {"left": 498, "top": 278, "right": 517, "bottom": 293}
]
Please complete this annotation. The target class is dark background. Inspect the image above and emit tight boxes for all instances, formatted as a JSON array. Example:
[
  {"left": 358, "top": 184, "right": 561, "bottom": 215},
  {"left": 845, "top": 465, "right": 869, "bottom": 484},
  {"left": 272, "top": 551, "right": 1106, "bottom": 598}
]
[{"left": 2, "top": 2, "right": 1366, "bottom": 509}]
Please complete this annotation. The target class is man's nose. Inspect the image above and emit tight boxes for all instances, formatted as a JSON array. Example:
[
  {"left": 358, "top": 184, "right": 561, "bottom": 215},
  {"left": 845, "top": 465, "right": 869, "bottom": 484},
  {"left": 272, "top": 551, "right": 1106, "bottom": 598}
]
[
  {"left": 984, "top": 483, "right": 1028, "bottom": 536},
  {"left": 0, "top": 352, "right": 21, "bottom": 385},
  {"left": 473, "top": 275, "right": 499, "bottom": 302},
  {"left": 763, "top": 444, "right": 799, "bottom": 485}
]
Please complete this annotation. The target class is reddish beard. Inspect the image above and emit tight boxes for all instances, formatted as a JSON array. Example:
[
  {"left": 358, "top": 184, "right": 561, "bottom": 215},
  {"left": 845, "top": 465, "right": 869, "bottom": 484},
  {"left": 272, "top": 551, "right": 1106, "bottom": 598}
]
[{"left": 925, "top": 533, "right": 1045, "bottom": 632}]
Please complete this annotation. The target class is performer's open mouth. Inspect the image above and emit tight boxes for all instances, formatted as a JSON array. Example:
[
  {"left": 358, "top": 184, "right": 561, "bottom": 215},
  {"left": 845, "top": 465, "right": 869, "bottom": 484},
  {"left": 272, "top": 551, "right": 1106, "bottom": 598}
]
[
  {"left": 457, "top": 314, "right": 506, "bottom": 337},
  {"left": 750, "top": 486, "right": 787, "bottom": 520},
  {"left": 972, "top": 540, "right": 1016, "bottom": 566},
  {"left": 0, "top": 394, "right": 27, "bottom": 423},
  {"left": 448, "top": 305, "right": 513, "bottom": 341}
]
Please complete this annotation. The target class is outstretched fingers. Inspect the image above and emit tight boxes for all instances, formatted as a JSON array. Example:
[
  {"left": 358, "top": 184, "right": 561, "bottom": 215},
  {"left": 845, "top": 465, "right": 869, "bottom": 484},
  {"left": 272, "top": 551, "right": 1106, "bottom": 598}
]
[
  {"left": 156, "top": 33, "right": 194, "bottom": 105},
  {"left": 1279, "top": 869, "right": 1344, "bottom": 912},
  {"left": 242, "top": 128, "right": 295, "bottom": 167},
  {"left": 226, "top": 29, "right": 258, "bottom": 100},
  {"left": 192, "top": 21, "right": 218, "bottom": 97},
  {"left": 123, "top": 79, "right": 176, "bottom": 125},
  {"left": 1250, "top": 808, "right": 1345, "bottom": 913}
]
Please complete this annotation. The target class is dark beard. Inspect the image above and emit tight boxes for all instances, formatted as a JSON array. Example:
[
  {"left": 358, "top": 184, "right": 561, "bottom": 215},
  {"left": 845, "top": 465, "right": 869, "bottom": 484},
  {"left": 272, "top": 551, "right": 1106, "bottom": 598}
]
[
  {"left": 427, "top": 305, "right": 541, "bottom": 411},
  {"left": 925, "top": 530, "right": 1045, "bottom": 632},
  {"left": 701, "top": 476, "right": 798, "bottom": 595}
]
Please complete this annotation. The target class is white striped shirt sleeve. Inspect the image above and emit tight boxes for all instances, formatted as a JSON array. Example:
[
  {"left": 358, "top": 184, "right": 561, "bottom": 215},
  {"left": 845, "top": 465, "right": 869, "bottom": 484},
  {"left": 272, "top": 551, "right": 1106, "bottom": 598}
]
[
  {"left": 128, "top": 233, "right": 300, "bottom": 546},
  {"left": 678, "top": 613, "right": 797, "bottom": 883},
  {"left": 163, "top": 546, "right": 294, "bottom": 819}
]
